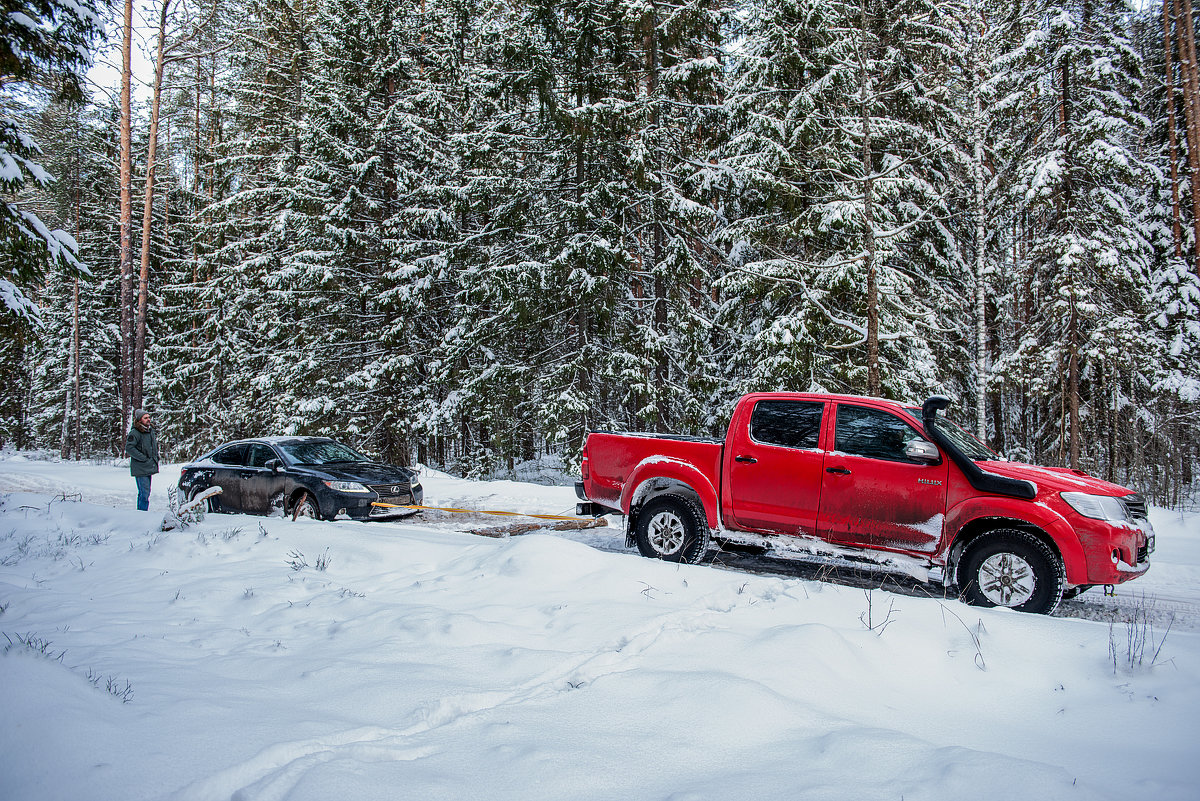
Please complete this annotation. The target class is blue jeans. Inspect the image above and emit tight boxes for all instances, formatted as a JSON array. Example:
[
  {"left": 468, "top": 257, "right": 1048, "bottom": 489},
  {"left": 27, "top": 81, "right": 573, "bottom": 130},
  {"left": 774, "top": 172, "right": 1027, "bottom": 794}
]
[{"left": 135, "top": 475, "right": 152, "bottom": 511}]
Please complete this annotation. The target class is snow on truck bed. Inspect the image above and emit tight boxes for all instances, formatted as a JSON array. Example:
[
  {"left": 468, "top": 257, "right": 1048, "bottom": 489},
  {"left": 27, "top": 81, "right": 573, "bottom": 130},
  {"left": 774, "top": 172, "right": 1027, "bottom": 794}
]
[{"left": 1, "top": 452, "right": 1199, "bottom": 801}]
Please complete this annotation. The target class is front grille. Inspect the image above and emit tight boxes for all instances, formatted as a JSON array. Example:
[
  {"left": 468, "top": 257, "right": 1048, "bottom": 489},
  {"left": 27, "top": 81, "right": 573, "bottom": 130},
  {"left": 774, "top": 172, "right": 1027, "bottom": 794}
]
[
  {"left": 367, "top": 482, "right": 411, "bottom": 496},
  {"left": 1121, "top": 493, "right": 1148, "bottom": 521},
  {"left": 367, "top": 483, "right": 414, "bottom": 507},
  {"left": 1138, "top": 542, "right": 1150, "bottom": 564}
]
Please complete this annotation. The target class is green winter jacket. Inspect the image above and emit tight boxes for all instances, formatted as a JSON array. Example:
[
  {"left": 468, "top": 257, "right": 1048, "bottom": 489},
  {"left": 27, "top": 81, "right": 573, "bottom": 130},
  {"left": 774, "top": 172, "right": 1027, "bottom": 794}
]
[{"left": 126, "top": 424, "right": 160, "bottom": 477}]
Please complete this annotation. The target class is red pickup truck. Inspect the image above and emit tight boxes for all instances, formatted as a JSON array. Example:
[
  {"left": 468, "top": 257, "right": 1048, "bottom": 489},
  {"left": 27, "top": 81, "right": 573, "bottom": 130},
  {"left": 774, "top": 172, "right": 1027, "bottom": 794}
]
[{"left": 575, "top": 393, "right": 1154, "bottom": 614}]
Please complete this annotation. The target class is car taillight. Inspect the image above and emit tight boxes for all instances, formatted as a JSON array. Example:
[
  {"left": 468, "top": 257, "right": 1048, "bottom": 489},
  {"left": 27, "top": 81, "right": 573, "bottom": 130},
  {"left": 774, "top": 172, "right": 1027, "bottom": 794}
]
[{"left": 581, "top": 453, "right": 590, "bottom": 480}]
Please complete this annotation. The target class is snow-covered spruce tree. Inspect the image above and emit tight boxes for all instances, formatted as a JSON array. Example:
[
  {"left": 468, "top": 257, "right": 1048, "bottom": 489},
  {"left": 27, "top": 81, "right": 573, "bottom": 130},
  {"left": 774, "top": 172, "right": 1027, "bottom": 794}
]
[
  {"left": 720, "top": 0, "right": 966, "bottom": 403},
  {"left": 714, "top": 0, "right": 840, "bottom": 404},
  {"left": 947, "top": 0, "right": 1013, "bottom": 444},
  {"left": 990, "top": 0, "right": 1159, "bottom": 474},
  {"left": 369, "top": 0, "right": 483, "bottom": 470},
  {"left": 1130, "top": 3, "right": 1200, "bottom": 501},
  {"left": 0, "top": 0, "right": 104, "bottom": 449},
  {"left": 477, "top": 0, "right": 645, "bottom": 458},
  {"left": 396, "top": 0, "right": 536, "bottom": 473},
  {"left": 22, "top": 100, "right": 126, "bottom": 458},
  {"left": 614, "top": 0, "right": 729, "bottom": 435},
  {"left": 263, "top": 0, "right": 462, "bottom": 461},
  {"left": 154, "top": 0, "right": 313, "bottom": 457},
  {"left": 1, "top": 0, "right": 104, "bottom": 321}
]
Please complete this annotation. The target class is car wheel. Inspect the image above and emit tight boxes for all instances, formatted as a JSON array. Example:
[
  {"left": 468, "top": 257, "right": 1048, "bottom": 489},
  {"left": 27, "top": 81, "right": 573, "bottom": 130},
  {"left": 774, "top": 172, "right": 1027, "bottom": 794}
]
[
  {"left": 188, "top": 484, "right": 219, "bottom": 513},
  {"left": 956, "top": 529, "right": 1064, "bottom": 615},
  {"left": 634, "top": 496, "right": 710, "bottom": 564},
  {"left": 292, "top": 492, "right": 321, "bottom": 521}
]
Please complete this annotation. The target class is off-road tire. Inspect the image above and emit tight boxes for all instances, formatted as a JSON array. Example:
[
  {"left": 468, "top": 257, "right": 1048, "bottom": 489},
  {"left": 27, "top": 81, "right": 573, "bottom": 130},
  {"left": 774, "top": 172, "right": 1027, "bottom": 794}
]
[
  {"left": 633, "top": 496, "right": 711, "bottom": 564},
  {"left": 956, "top": 528, "right": 1064, "bottom": 615}
]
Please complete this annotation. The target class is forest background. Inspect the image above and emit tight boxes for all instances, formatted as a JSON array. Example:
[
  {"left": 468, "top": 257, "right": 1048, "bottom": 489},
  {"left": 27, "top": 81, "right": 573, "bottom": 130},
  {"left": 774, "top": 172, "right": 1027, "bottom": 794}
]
[{"left": 3, "top": 0, "right": 1199, "bottom": 507}]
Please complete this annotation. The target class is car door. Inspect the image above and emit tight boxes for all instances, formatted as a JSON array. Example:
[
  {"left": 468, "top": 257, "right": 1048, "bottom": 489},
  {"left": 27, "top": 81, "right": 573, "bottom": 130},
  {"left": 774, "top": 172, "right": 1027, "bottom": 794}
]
[
  {"left": 816, "top": 403, "right": 948, "bottom": 553},
  {"left": 208, "top": 443, "right": 249, "bottom": 511},
  {"left": 237, "top": 443, "right": 286, "bottom": 515},
  {"left": 726, "top": 399, "right": 828, "bottom": 536}
]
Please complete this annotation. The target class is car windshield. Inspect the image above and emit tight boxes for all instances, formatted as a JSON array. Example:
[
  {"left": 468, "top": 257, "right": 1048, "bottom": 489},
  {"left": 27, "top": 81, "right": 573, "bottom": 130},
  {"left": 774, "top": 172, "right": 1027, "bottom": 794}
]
[
  {"left": 276, "top": 441, "right": 368, "bottom": 465},
  {"left": 907, "top": 408, "right": 996, "bottom": 461}
]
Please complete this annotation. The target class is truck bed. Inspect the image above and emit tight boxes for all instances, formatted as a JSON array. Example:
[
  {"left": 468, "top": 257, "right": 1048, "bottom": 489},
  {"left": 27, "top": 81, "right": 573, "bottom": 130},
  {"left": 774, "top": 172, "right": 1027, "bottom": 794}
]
[{"left": 583, "top": 430, "right": 724, "bottom": 513}]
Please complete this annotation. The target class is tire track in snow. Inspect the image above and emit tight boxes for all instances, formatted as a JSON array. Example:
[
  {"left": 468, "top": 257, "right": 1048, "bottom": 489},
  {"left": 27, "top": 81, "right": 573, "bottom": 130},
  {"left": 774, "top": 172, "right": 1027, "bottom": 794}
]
[{"left": 162, "top": 590, "right": 755, "bottom": 801}]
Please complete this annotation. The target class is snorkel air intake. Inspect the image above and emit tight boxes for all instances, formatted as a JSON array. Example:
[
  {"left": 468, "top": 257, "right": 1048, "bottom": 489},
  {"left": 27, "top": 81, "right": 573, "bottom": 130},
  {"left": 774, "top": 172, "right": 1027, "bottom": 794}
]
[{"left": 921, "top": 396, "right": 1037, "bottom": 500}]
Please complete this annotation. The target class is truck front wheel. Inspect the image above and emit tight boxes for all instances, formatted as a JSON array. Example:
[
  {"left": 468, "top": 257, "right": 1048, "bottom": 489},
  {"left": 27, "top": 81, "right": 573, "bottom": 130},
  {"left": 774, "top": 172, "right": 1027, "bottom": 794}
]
[
  {"left": 957, "top": 529, "right": 1064, "bottom": 615},
  {"left": 634, "top": 496, "right": 710, "bottom": 565}
]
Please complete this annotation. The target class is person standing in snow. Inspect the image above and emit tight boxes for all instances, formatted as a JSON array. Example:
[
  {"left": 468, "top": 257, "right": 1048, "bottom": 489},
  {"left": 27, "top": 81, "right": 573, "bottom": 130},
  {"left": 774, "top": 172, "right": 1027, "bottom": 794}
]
[{"left": 126, "top": 409, "right": 159, "bottom": 511}]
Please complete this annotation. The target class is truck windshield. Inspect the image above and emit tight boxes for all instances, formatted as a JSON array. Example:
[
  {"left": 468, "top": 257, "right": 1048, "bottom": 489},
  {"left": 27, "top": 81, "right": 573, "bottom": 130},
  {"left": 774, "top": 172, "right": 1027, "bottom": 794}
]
[{"left": 906, "top": 408, "right": 997, "bottom": 461}]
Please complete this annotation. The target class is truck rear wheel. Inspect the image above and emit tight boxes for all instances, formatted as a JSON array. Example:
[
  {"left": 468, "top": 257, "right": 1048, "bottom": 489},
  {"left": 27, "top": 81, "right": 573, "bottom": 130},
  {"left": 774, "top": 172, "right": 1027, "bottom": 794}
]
[
  {"left": 634, "top": 496, "right": 710, "bottom": 564},
  {"left": 957, "top": 529, "right": 1064, "bottom": 615}
]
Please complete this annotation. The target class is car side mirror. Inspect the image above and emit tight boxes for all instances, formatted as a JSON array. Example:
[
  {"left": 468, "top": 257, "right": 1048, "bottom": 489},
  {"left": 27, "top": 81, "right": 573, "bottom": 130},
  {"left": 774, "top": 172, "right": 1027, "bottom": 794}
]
[
  {"left": 904, "top": 439, "right": 941, "bottom": 464},
  {"left": 265, "top": 459, "right": 282, "bottom": 472}
]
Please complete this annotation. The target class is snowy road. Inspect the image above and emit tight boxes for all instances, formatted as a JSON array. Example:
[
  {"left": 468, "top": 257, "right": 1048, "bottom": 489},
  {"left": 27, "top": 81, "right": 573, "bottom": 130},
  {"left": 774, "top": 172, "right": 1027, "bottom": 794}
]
[{"left": 2, "top": 452, "right": 1197, "bottom": 629}]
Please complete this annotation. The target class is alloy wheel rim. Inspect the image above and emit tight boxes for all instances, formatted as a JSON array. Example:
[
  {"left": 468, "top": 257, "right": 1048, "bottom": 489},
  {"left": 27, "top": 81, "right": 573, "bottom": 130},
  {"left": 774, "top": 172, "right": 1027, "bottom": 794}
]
[
  {"left": 647, "top": 511, "right": 685, "bottom": 555},
  {"left": 978, "top": 552, "right": 1036, "bottom": 606}
]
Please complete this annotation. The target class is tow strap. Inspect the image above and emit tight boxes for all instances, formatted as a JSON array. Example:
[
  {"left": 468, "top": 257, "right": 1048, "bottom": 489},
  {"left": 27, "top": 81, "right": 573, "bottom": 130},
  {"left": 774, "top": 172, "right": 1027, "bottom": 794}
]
[{"left": 370, "top": 502, "right": 595, "bottom": 522}]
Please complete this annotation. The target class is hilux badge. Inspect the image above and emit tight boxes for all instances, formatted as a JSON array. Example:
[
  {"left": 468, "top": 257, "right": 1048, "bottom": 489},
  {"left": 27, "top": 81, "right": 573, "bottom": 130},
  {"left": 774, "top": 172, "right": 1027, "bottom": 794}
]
[{"left": 918, "top": 479, "right": 942, "bottom": 486}]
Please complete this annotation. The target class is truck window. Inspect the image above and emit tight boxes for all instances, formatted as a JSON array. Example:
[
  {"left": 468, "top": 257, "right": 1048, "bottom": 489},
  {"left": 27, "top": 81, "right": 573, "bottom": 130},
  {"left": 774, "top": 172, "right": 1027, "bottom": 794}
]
[
  {"left": 835, "top": 405, "right": 924, "bottom": 462},
  {"left": 750, "top": 400, "right": 824, "bottom": 449}
]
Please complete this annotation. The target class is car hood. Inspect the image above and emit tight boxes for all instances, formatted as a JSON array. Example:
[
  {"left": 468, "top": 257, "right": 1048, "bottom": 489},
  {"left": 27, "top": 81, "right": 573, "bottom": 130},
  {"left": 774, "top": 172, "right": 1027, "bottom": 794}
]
[
  {"left": 977, "top": 460, "right": 1134, "bottom": 496},
  {"left": 290, "top": 463, "right": 417, "bottom": 484}
]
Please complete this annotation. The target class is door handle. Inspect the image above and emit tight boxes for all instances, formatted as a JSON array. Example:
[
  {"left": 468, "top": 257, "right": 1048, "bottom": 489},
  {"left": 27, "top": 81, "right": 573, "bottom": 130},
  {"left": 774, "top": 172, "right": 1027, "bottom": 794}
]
[
  {"left": 825, "top": 466, "right": 851, "bottom": 475},
  {"left": 734, "top": 455, "right": 758, "bottom": 464}
]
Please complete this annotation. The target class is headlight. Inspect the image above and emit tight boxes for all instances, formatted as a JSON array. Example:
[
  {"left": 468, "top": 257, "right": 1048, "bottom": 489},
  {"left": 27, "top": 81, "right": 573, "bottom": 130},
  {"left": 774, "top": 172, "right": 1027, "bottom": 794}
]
[
  {"left": 1061, "top": 492, "right": 1128, "bottom": 521},
  {"left": 324, "top": 480, "right": 369, "bottom": 493},
  {"left": 411, "top": 481, "right": 422, "bottom": 493}
]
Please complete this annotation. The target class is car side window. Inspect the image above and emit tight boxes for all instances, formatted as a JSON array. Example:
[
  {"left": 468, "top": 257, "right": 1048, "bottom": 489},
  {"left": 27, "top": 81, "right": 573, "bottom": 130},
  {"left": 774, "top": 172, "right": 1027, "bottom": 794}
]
[
  {"left": 835, "top": 405, "right": 924, "bottom": 462},
  {"left": 246, "top": 444, "right": 277, "bottom": 468},
  {"left": 212, "top": 444, "right": 248, "bottom": 466},
  {"left": 750, "top": 400, "right": 824, "bottom": 449}
]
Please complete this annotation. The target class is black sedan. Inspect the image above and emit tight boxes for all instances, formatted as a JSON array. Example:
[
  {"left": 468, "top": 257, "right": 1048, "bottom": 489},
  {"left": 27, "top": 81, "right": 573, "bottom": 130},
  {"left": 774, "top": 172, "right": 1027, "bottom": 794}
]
[{"left": 178, "top": 437, "right": 423, "bottom": 521}]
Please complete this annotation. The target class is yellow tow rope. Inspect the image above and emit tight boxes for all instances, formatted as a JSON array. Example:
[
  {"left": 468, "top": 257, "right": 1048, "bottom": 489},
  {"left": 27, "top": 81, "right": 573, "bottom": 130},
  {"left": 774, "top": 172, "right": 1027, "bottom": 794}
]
[{"left": 370, "top": 502, "right": 595, "bottom": 522}]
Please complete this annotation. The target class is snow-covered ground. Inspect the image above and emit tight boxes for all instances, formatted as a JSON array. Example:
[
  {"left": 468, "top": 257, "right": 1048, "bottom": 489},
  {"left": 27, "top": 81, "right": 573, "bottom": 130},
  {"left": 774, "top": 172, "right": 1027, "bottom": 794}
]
[{"left": 1, "top": 452, "right": 1198, "bottom": 801}]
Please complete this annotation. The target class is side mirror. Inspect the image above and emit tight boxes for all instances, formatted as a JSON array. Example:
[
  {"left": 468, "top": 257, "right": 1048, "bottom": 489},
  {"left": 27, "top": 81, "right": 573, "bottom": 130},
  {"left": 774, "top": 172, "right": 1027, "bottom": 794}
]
[
  {"left": 265, "top": 459, "right": 282, "bottom": 472},
  {"left": 904, "top": 439, "right": 941, "bottom": 464}
]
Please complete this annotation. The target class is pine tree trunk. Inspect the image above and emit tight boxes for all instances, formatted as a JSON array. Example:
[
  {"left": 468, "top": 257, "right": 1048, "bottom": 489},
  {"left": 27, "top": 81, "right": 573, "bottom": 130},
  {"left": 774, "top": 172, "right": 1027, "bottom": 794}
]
[
  {"left": 645, "top": 10, "right": 669, "bottom": 426},
  {"left": 860, "top": 0, "right": 880, "bottom": 397},
  {"left": 1059, "top": 52, "right": 1080, "bottom": 469},
  {"left": 1176, "top": 0, "right": 1200, "bottom": 272},
  {"left": 972, "top": 65, "right": 988, "bottom": 440},
  {"left": 118, "top": 0, "right": 135, "bottom": 427},
  {"left": 60, "top": 336, "right": 72, "bottom": 458},
  {"left": 63, "top": 147, "right": 82, "bottom": 460},
  {"left": 134, "top": 0, "right": 172, "bottom": 409},
  {"left": 72, "top": 275, "right": 81, "bottom": 459},
  {"left": 1166, "top": 0, "right": 1184, "bottom": 259}
]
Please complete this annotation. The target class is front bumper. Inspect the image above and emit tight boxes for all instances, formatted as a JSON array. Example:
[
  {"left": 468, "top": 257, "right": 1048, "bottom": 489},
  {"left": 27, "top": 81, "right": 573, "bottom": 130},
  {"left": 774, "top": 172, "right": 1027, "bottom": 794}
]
[
  {"left": 330, "top": 485, "right": 424, "bottom": 520},
  {"left": 1078, "top": 516, "right": 1154, "bottom": 585}
]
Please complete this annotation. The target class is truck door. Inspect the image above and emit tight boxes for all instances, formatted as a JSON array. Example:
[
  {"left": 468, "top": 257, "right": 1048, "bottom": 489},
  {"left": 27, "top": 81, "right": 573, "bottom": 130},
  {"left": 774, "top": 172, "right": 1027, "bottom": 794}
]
[
  {"left": 816, "top": 403, "right": 948, "bottom": 552},
  {"left": 727, "top": 399, "right": 827, "bottom": 536}
]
